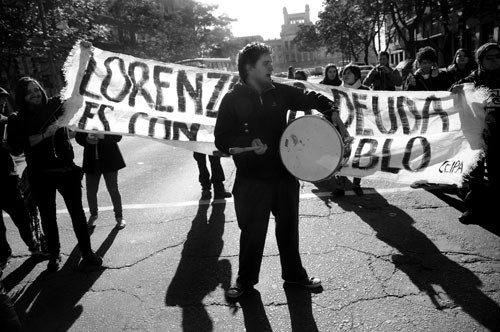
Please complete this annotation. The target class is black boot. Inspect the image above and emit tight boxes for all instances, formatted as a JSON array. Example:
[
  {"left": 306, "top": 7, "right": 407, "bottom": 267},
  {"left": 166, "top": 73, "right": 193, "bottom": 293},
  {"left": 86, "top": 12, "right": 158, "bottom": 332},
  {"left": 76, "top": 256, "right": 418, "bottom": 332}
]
[{"left": 213, "top": 183, "right": 231, "bottom": 199}]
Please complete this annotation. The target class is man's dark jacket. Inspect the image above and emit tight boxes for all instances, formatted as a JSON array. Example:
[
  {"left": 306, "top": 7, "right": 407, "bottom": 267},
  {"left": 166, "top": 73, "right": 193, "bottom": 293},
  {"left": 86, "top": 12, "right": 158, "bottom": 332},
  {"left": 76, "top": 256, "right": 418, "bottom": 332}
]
[{"left": 215, "top": 81, "right": 336, "bottom": 179}]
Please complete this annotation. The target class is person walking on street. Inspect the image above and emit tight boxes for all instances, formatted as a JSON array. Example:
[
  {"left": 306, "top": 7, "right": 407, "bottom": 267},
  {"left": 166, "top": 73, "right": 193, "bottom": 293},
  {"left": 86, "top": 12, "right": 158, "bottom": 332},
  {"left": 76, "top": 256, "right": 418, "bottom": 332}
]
[
  {"left": 7, "top": 77, "right": 102, "bottom": 272},
  {"left": 363, "top": 51, "right": 403, "bottom": 91},
  {"left": 215, "top": 42, "right": 348, "bottom": 298},
  {"left": 1, "top": 87, "right": 47, "bottom": 269},
  {"left": 193, "top": 152, "right": 231, "bottom": 199},
  {"left": 331, "top": 64, "right": 368, "bottom": 197},
  {"left": 75, "top": 131, "right": 126, "bottom": 229}
]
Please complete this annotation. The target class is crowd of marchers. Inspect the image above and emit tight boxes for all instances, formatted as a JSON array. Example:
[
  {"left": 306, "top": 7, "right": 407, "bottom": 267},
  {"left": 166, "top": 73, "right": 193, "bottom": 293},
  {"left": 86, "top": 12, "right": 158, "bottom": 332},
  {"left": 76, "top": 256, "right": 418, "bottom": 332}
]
[{"left": 0, "top": 41, "right": 498, "bottom": 328}]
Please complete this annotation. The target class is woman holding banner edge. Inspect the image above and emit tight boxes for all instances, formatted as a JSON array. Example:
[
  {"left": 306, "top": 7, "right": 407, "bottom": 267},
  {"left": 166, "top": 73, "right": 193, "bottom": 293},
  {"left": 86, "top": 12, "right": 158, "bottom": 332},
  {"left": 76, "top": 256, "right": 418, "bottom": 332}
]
[{"left": 7, "top": 77, "right": 103, "bottom": 272}]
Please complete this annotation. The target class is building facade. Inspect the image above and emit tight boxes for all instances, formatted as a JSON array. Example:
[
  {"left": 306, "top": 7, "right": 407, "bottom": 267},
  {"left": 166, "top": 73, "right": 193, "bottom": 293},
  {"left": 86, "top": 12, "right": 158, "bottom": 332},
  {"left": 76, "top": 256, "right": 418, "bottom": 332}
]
[{"left": 267, "top": 5, "right": 343, "bottom": 74}]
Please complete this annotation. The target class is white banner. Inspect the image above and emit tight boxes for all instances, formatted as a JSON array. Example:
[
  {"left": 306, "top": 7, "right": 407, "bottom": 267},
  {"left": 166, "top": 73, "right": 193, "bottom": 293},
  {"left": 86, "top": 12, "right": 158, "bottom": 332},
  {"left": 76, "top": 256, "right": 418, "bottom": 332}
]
[{"left": 61, "top": 42, "right": 488, "bottom": 185}]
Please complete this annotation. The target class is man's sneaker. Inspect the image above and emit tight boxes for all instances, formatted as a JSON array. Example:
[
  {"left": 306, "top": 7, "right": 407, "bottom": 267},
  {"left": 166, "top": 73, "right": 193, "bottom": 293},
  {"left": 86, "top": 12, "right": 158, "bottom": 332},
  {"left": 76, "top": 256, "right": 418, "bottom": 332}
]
[
  {"left": 214, "top": 190, "right": 232, "bottom": 199},
  {"left": 226, "top": 282, "right": 246, "bottom": 299},
  {"left": 410, "top": 181, "right": 431, "bottom": 189},
  {"left": 458, "top": 211, "right": 476, "bottom": 225},
  {"left": 285, "top": 277, "right": 322, "bottom": 289},
  {"left": 87, "top": 215, "right": 98, "bottom": 229},
  {"left": 115, "top": 218, "right": 126, "bottom": 229},
  {"left": 47, "top": 255, "right": 62, "bottom": 272},
  {"left": 81, "top": 252, "right": 103, "bottom": 267}
]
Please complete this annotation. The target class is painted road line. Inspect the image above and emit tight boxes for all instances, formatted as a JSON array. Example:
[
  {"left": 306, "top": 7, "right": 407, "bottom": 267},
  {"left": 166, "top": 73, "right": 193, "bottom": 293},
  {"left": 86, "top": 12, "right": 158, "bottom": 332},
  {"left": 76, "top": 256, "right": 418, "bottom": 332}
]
[{"left": 50, "top": 186, "right": 437, "bottom": 214}]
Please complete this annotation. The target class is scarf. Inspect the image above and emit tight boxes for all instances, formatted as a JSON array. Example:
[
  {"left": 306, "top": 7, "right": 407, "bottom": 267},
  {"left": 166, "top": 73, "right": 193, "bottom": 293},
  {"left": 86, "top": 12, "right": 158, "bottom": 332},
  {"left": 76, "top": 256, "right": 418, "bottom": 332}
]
[{"left": 342, "top": 80, "right": 362, "bottom": 89}]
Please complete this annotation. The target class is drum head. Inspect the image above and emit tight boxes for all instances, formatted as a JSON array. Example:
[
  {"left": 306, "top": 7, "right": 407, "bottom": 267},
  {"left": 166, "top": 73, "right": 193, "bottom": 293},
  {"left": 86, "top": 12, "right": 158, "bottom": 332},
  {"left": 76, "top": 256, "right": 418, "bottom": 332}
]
[{"left": 280, "top": 115, "right": 344, "bottom": 182}]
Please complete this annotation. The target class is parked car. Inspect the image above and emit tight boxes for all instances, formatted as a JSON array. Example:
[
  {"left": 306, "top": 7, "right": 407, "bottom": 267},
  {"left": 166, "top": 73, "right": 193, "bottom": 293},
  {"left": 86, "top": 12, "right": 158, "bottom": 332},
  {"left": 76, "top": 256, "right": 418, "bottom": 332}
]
[
  {"left": 305, "top": 66, "right": 324, "bottom": 76},
  {"left": 273, "top": 72, "right": 288, "bottom": 78}
]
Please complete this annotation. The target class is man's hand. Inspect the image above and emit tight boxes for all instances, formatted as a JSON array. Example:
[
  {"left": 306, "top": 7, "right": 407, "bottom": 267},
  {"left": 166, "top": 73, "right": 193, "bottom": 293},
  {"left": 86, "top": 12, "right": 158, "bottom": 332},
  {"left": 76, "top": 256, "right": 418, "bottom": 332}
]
[
  {"left": 431, "top": 65, "right": 439, "bottom": 78},
  {"left": 379, "top": 65, "right": 391, "bottom": 74},
  {"left": 86, "top": 133, "right": 99, "bottom": 145},
  {"left": 29, "top": 122, "right": 61, "bottom": 146},
  {"left": 251, "top": 138, "right": 267, "bottom": 155},
  {"left": 44, "top": 122, "right": 60, "bottom": 138},
  {"left": 80, "top": 40, "right": 93, "bottom": 48},
  {"left": 331, "top": 112, "right": 349, "bottom": 139},
  {"left": 407, "top": 73, "right": 416, "bottom": 86}
]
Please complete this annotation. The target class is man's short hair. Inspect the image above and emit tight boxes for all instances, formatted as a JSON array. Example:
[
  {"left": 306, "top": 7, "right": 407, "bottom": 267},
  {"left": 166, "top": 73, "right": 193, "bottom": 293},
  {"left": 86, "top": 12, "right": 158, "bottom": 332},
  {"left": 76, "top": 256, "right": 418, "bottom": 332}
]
[
  {"left": 416, "top": 46, "right": 437, "bottom": 63},
  {"left": 237, "top": 42, "right": 272, "bottom": 82},
  {"left": 379, "top": 51, "right": 390, "bottom": 59}
]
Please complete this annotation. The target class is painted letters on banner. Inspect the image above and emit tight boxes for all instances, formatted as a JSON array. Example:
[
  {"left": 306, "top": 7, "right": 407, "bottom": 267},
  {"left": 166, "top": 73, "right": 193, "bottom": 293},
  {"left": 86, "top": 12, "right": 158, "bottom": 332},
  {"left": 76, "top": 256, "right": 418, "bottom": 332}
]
[{"left": 61, "top": 41, "right": 488, "bottom": 185}]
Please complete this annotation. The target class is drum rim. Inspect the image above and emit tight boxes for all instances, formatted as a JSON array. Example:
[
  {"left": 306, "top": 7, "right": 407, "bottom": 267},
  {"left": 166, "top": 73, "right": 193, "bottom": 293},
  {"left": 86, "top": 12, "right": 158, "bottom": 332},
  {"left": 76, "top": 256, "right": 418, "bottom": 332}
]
[{"left": 279, "top": 115, "right": 345, "bottom": 182}]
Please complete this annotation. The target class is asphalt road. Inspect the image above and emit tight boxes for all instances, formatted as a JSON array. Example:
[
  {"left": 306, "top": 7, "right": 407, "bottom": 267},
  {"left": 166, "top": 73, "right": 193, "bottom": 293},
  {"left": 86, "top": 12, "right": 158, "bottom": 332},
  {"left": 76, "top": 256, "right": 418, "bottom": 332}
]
[{"left": 2, "top": 136, "right": 500, "bottom": 332}]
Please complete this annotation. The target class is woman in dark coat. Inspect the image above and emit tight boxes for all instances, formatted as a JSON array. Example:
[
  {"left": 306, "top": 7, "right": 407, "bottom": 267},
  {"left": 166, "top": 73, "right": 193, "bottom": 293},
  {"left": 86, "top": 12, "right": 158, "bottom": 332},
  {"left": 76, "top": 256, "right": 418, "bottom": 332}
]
[
  {"left": 319, "top": 63, "right": 342, "bottom": 86},
  {"left": 446, "top": 48, "right": 477, "bottom": 88},
  {"left": 75, "top": 132, "right": 126, "bottom": 229},
  {"left": 8, "top": 77, "right": 102, "bottom": 271}
]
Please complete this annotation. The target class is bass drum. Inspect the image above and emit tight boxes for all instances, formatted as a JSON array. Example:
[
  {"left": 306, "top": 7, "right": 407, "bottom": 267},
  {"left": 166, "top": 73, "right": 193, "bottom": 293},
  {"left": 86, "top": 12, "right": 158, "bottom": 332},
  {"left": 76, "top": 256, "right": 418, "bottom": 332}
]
[{"left": 279, "top": 115, "right": 350, "bottom": 182}]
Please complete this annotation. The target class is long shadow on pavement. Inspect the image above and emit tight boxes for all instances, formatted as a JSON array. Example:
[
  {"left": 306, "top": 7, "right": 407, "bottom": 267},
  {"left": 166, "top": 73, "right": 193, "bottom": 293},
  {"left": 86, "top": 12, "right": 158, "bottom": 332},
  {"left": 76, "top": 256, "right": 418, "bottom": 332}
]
[
  {"left": 237, "top": 288, "right": 273, "bottom": 332},
  {"left": 234, "top": 286, "right": 322, "bottom": 332},
  {"left": 10, "top": 227, "right": 119, "bottom": 332},
  {"left": 423, "top": 187, "right": 500, "bottom": 238},
  {"left": 284, "top": 283, "right": 321, "bottom": 332},
  {"left": 333, "top": 191, "right": 500, "bottom": 331},
  {"left": 165, "top": 200, "right": 232, "bottom": 332},
  {"left": 3, "top": 255, "right": 48, "bottom": 293}
]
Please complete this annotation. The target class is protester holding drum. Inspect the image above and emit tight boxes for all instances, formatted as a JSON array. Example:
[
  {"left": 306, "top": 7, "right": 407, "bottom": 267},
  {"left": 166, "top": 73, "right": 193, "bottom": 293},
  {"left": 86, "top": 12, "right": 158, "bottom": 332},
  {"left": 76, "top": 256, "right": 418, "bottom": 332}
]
[{"left": 215, "top": 42, "right": 348, "bottom": 298}]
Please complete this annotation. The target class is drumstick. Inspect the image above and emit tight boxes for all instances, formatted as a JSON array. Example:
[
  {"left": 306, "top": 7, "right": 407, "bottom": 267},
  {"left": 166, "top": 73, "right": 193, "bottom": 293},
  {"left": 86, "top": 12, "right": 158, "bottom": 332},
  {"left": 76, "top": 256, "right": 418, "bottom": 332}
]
[
  {"left": 229, "top": 146, "right": 261, "bottom": 154},
  {"left": 212, "top": 150, "right": 230, "bottom": 157}
]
